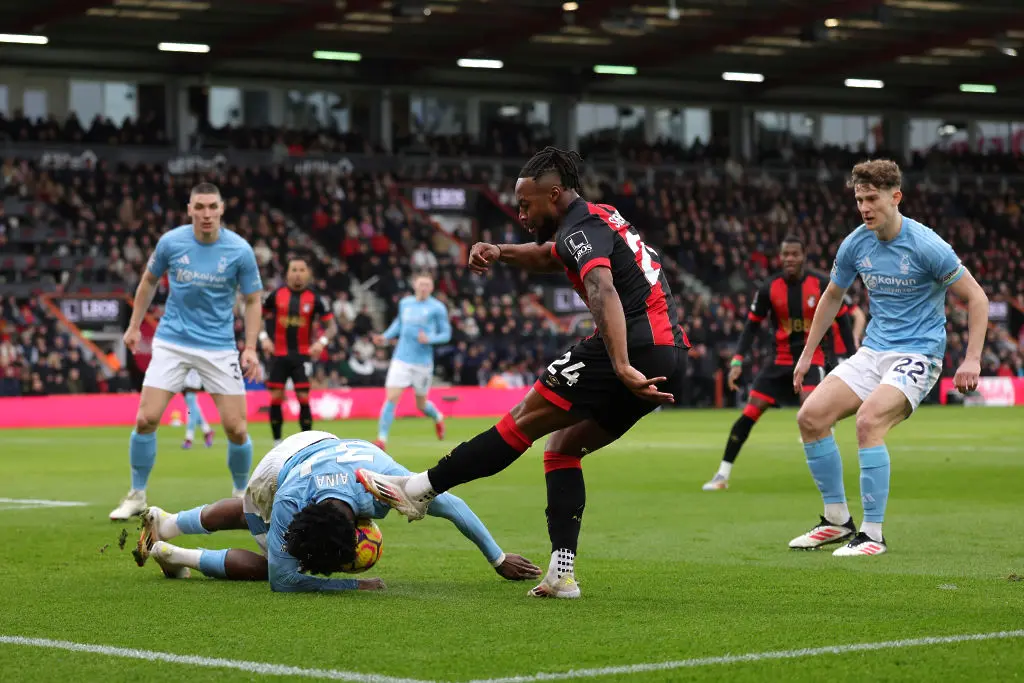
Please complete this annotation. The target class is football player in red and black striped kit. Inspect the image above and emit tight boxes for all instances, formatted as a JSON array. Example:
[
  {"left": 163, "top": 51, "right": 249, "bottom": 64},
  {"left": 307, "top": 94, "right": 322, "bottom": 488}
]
[
  {"left": 702, "top": 236, "right": 856, "bottom": 491},
  {"left": 357, "top": 147, "right": 690, "bottom": 599},
  {"left": 259, "top": 255, "right": 336, "bottom": 443}
]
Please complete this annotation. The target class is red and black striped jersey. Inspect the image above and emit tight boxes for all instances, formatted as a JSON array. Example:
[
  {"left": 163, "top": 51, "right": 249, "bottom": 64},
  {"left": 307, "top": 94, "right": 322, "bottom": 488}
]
[
  {"left": 736, "top": 270, "right": 854, "bottom": 366},
  {"left": 551, "top": 199, "right": 689, "bottom": 349},
  {"left": 263, "top": 286, "right": 332, "bottom": 357}
]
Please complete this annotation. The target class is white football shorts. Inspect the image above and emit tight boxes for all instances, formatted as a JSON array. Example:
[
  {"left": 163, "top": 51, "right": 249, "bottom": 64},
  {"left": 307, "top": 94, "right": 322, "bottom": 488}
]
[
  {"left": 384, "top": 358, "right": 433, "bottom": 396},
  {"left": 183, "top": 369, "right": 203, "bottom": 392},
  {"left": 829, "top": 346, "right": 942, "bottom": 411},
  {"left": 242, "top": 430, "right": 339, "bottom": 553},
  {"left": 143, "top": 339, "right": 245, "bottom": 396}
]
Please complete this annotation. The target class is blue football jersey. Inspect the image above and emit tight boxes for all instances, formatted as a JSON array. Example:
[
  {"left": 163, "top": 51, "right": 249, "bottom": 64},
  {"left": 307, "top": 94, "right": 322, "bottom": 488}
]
[
  {"left": 147, "top": 225, "right": 263, "bottom": 351},
  {"left": 383, "top": 296, "right": 452, "bottom": 367},
  {"left": 831, "top": 217, "right": 964, "bottom": 359}
]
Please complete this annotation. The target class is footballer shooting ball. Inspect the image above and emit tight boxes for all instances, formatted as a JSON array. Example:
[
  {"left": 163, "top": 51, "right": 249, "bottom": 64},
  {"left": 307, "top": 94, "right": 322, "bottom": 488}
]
[{"left": 341, "top": 519, "right": 384, "bottom": 573}]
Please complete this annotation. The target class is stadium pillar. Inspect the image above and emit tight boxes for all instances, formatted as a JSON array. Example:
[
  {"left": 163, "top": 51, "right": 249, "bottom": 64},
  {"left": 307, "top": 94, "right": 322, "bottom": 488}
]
[
  {"left": 174, "top": 84, "right": 191, "bottom": 152},
  {"left": 380, "top": 89, "right": 393, "bottom": 152},
  {"left": 551, "top": 97, "right": 578, "bottom": 151},
  {"left": 267, "top": 88, "right": 285, "bottom": 128},
  {"left": 466, "top": 97, "right": 481, "bottom": 139},
  {"left": 723, "top": 107, "right": 753, "bottom": 162},
  {"left": 882, "top": 114, "right": 909, "bottom": 162},
  {"left": 391, "top": 91, "right": 411, "bottom": 141}
]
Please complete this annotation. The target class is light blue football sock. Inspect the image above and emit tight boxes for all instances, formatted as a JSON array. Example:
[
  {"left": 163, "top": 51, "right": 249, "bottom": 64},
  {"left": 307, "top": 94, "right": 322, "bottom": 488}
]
[
  {"left": 378, "top": 401, "right": 397, "bottom": 441},
  {"left": 129, "top": 430, "right": 157, "bottom": 491},
  {"left": 421, "top": 400, "right": 442, "bottom": 422},
  {"left": 197, "top": 549, "right": 229, "bottom": 578},
  {"left": 184, "top": 393, "right": 206, "bottom": 431},
  {"left": 803, "top": 435, "right": 846, "bottom": 505},
  {"left": 858, "top": 445, "right": 891, "bottom": 524},
  {"left": 226, "top": 437, "right": 253, "bottom": 491},
  {"left": 175, "top": 505, "right": 210, "bottom": 535}
]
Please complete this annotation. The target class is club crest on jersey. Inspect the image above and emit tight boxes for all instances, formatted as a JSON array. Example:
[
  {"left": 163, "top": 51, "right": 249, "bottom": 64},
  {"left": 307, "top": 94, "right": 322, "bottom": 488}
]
[
  {"left": 899, "top": 254, "right": 911, "bottom": 275},
  {"left": 807, "top": 295, "right": 816, "bottom": 308},
  {"left": 217, "top": 256, "right": 228, "bottom": 273},
  {"left": 303, "top": 303, "right": 312, "bottom": 313},
  {"left": 565, "top": 231, "right": 592, "bottom": 262}
]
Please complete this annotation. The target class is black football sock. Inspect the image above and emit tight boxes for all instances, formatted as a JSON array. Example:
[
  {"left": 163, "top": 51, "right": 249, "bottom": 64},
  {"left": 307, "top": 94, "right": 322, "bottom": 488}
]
[
  {"left": 298, "top": 399, "right": 312, "bottom": 432},
  {"left": 544, "top": 457, "right": 586, "bottom": 555},
  {"left": 269, "top": 401, "right": 283, "bottom": 440},
  {"left": 427, "top": 414, "right": 532, "bottom": 494},
  {"left": 723, "top": 408, "right": 761, "bottom": 464}
]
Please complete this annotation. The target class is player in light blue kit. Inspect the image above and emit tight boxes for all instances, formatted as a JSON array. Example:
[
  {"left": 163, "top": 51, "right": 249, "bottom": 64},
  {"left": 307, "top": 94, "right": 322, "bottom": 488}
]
[
  {"left": 133, "top": 431, "right": 541, "bottom": 591},
  {"left": 111, "top": 183, "right": 264, "bottom": 520},
  {"left": 790, "top": 160, "right": 988, "bottom": 556},
  {"left": 372, "top": 272, "right": 452, "bottom": 450}
]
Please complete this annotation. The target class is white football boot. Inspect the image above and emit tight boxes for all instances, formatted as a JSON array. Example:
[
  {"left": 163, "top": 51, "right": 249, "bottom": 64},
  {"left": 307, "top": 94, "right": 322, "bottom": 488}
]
[
  {"left": 148, "top": 541, "right": 191, "bottom": 579},
  {"left": 133, "top": 506, "right": 172, "bottom": 568},
  {"left": 528, "top": 551, "right": 581, "bottom": 599},
  {"left": 788, "top": 515, "right": 856, "bottom": 549},
  {"left": 355, "top": 469, "right": 432, "bottom": 521},
  {"left": 833, "top": 532, "right": 888, "bottom": 557},
  {"left": 701, "top": 474, "right": 729, "bottom": 491},
  {"left": 109, "top": 489, "right": 147, "bottom": 521}
]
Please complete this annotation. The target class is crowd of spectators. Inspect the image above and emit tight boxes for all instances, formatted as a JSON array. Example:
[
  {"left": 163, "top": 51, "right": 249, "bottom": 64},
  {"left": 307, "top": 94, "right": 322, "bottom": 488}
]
[{"left": 2, "top": 109, "right": 1022, "bottom": 404}]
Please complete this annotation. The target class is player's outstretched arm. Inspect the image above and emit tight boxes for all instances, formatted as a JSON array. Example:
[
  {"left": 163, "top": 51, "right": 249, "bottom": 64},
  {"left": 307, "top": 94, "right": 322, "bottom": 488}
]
[
  {"left": 948, "top": 268, "right": 988, "bottom": 393},
  {"left": 423, "top": 304, "right": 452, "bottom": 345},
  {"left": 123, "top": 270, "right": 161, "bottom": 352},
  {"left": 469, "top": 242, "right": 563, "bottom": 274},
  {"left": 729, "top": 282, "right": 769, "bottom": 390},
  {"left": 426, "top": 493, "right": 542, "bottom": 580},
  {"left": 793, "top": 281, "right": 847, "bottom": 392}
]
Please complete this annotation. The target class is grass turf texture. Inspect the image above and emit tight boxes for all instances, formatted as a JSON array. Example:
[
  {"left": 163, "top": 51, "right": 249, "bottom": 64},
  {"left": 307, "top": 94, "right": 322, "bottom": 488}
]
[{"left": 1, "top": 406, "right": 1022, "bottom": 682}]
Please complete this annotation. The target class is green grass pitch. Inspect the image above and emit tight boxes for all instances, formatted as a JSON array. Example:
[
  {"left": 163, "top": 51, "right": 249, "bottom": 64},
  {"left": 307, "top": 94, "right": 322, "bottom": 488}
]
[{"left": 1, "top": 406, "right": 1022, "bottom": 682}]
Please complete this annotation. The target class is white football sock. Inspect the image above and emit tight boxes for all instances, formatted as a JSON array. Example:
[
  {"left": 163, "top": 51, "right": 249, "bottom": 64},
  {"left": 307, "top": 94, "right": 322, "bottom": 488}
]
[
  {"left": 167, "top": 544, "right": 202, "bottom": 570},
  {"left": 184, "top": 429, "right": 195, "bottom": 441},
  {"left": 824, "top": 502, "right": 851, "bottom": 525},
  {"left": 201, "top": 422, "right": 211, "bottom": 433},
  {"left": 160, "top": 513, "right": 183, "bottom": 540},
  {"left": 716, "top": 461, "right": 733, "bottom": 478},
  {"left": 406, "top": 472, "right": 436, "bottom": 501},
  {"left": 550, "top": 549, "right": 575, "bottom": 579},
  {"left": 861, "top": 522, "right": 884, "bottom": 542}
]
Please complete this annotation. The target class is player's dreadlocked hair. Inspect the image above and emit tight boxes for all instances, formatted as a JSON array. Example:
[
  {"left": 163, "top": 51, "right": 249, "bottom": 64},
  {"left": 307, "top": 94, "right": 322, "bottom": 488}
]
[
  {"left": 518, "top": 146, "right": 584, "bottom": 192},
  {"left": 283, "top": 500, "right": 357, "bottom": 576}
]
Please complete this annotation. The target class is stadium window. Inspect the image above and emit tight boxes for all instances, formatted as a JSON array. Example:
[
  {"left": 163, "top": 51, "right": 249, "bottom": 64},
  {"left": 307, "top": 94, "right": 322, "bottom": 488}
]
[
  {"left": 208, "top": 87, "right": 242, "bottom": 128},
  {"left": 70, "top": 81, "right": 104, "bottom": 123},
  {"left": 576, "top": 103, "right": 618, "bottom": 137},
  {"left": 822, "top": 115, "right": 872, "bottom": 150},
  {"left": 684, "top": 108, "right": 710, "bottom": 147},
  {"left": 104, "top": 83, "right": 137, "bottom": 124},
  {"left": 0, "top": 85, "right": 8, "bottom": 116},
  {"left": 22, "top": 89, "right": 47, "bottom": 121},
  {"left": 977, "top": 121, "right": 1011, "bottom": 154},
  {"left": 909, "top": 118, "right": 943, "bottom": 152},
  {"left": 526, "top": 101, "right": 549, "bottom": 126}
]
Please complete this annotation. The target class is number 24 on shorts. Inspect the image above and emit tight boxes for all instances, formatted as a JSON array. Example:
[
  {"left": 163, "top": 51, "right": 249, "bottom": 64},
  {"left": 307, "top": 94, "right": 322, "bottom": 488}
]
[{"left": 548, "top": 352, "right": 585, "bottom": 387}]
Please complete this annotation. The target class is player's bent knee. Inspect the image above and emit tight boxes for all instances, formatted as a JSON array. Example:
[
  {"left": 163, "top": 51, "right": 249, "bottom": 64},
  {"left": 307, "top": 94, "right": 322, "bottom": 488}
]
[
  {"left": 222, "top": 419, "right": 249, "bottom": 443},
  {"left": 854, "top": 410, "right": 888, "bottom": 444},
  {"left": 135, "top": 411, "right": 160, "bottom": 434}
]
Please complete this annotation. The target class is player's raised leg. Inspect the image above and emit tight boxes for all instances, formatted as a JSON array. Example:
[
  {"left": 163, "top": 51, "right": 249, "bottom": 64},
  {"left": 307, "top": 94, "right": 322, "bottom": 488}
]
[
  {"left": 211, "top": 393, "right": 253, "bottom": 498},
  {"left": 789, "top": 375, "right": 862, "bottom": 548},
  {"left": 375, "top": 385, "right": 403, "bottom": 450},
  {"left": 110, "top": 385, "right": 176, "bottom": 520},
  {"left": 528, "top": 419, "right": 617, "bottom": 599},
  {"left": 359, "top": 388, "right": 582, "bottom": 520}
]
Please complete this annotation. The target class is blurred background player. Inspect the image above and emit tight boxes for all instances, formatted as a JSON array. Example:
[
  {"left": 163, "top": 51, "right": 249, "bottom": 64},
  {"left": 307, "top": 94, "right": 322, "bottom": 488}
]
[
  {"left": 357, "top": 147, "right": 689, "bottom": 599},
  {"left": 703, "top": 235, "right": 856, "bottom": 491},
  {"left": 134, "top": 431, "right": 541, "bottom": 591},
  {"left": 260, "top": 255, "right": 336, "bottom": 445},
  {"left": 181, "top": 369, "right": 215, "bottom": 450},
  {"left": 111, "top": 183, "right": 264, "bottom": 521},
  {"left": 371, "top": 272, "right": 451, "bottom": 450},
  {"left": 791, "top": 160, "right": 988, "bottom": 557}
]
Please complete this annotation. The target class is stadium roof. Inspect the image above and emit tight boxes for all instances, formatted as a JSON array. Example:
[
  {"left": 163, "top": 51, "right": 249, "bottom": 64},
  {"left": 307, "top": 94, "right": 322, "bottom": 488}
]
[{"left": 3, "top": 0, "right": 1024, "bottom": 114}]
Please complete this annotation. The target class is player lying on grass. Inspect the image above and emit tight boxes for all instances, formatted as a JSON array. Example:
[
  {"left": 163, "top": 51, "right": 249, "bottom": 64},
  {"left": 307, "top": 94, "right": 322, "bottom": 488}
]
[{"left": 133, "top": 431, "right": 541, "bottom": 591}]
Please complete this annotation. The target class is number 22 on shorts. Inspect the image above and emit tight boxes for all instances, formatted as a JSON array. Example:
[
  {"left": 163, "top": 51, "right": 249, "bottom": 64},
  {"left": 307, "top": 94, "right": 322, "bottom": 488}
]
[{"left": 548, "top": 352, "right": 585, "bottom": 387}]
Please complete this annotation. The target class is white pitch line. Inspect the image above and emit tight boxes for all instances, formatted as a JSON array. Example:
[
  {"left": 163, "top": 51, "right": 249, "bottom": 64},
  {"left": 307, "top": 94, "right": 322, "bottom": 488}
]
[
  {"left": 0, "top": 636, "right": 431, "bottom": 683},
  {"left": 0, "top": 498, "right": 89, "bottom": 507},
  {"left": 3, "top": 630, "right": 1023, "bottom": 683},
  {"left": 466, "top": 630, "right": 1024, "bottom": 683}
]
